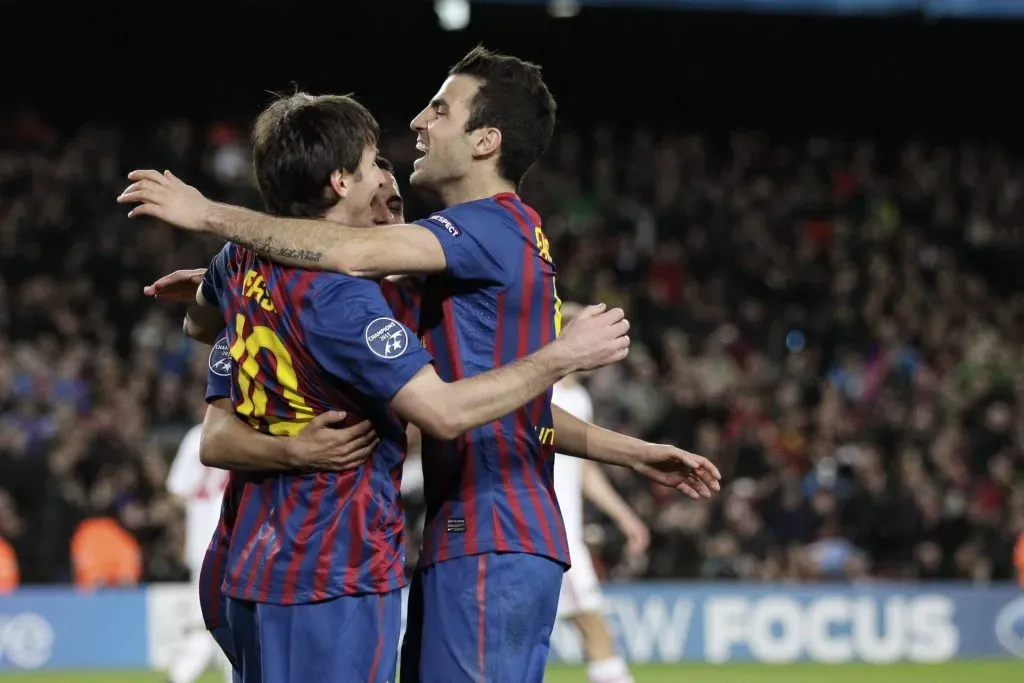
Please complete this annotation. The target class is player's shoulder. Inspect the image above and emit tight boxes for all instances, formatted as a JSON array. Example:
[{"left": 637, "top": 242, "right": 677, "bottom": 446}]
[
  {"left": 419, "top": 194, "right": 533, "bottom": 237},
  {"left": 303, "top": 272, "right": 392, "bottom": 323}
]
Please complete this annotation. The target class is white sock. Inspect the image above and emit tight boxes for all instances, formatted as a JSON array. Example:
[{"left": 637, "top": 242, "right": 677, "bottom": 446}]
[
  {"left": 587, "top": 657, "right": 634, "bottom": 683},
  {"left": 168, "top": 630, "right": 219, "bottom": 683}
]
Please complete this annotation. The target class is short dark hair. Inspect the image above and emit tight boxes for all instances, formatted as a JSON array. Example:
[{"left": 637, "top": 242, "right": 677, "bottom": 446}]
[
  {"left": 252, "top": 92, "right": 379, "bottom": 218},
  {"left": 375, "top": 155, "right": 394, "bottom": 174},
  {"left": 450, "top": 46, "right": 556, "bottom": 188}
]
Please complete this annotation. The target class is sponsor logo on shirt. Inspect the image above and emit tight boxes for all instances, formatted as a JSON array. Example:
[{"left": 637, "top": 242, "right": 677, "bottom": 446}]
[{"left": 428, "top": 214, "right": 460, "bottom": 237}]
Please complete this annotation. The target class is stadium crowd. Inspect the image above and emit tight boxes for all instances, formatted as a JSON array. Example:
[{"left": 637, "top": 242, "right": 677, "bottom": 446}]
[{"left": 0, "top": 108, "right": 1022, "bottom": 587}]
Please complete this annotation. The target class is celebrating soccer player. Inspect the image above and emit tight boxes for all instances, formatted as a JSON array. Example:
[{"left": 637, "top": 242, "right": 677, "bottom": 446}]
[{"left": 120, "top": 48, "right": 721, "bottom": 683}]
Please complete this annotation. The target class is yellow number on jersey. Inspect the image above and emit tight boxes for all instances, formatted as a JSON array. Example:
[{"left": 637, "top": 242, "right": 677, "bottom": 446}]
[{"left": 229, "top": 313, "right": 313, "bottom": 436}]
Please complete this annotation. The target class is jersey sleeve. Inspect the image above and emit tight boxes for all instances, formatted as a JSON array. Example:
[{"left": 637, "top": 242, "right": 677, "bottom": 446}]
[
  {"left": 167, "top": 424, "right": 204, "bottom": 497},
  {"left": 200, "top": 243, "right": 235, "bottom": 309},
  {"left": 301, "top": 276, "right": 433, "bottom": 403},
  {"left": 413, "top": 204, "right": 512, "bottom": 282},
  {"left": 205, "top": 332, "right": 233, "bottom": 402}
]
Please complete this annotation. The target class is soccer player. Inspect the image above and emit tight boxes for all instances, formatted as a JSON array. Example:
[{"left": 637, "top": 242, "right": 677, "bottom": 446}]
[
  {"left": 165, "top": 397, "right": 232, "bottom": 683},
  {"left": 119, "top": 50, "right": 720, "bottom": 683},
  {"left": 128, "top": 92, "right": 631, "bottom": 683},
  {"left": 552, "top": 304, "right": 649, "bottom": 683}
]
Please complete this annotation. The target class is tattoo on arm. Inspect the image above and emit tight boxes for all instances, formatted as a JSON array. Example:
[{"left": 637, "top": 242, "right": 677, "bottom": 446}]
[{"left": 225, "top": 234, "right": 324, "bottom": 266}]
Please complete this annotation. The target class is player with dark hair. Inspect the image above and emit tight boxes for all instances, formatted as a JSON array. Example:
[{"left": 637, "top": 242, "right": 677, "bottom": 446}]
[
  {"left": 132, "top": 91, "right": 632, "bottom": 683},
  {"left": 120, "top": 48, "right": 720, "bottom": 683}
]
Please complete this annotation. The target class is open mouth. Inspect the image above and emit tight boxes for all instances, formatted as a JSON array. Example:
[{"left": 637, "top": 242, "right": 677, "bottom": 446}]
[{"left": 413, "top": 141, "right": 429, "bottom": 167}]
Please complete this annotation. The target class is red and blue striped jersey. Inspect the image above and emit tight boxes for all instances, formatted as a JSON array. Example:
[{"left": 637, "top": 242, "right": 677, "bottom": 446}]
[
  {"left": 201, "top": 244, "right": 431, "bottom": 604},
  {"left": 199, "top": 333, "right": 236, "bottom": 630},
  {"left": 412, "top": 193, "right": 570, "bottom": 569}
]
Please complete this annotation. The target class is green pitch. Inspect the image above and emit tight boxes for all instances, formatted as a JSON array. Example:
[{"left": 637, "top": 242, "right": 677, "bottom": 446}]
[{"left": 2, "top": 662, "right": 1022, "bottom": 682}]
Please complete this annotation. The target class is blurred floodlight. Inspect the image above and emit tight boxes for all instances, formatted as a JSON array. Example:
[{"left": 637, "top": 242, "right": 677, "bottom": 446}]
[
  {"left": 548, "top": 0, "right": 581, "bottom": 18},
  {"left": 435, "top": 0, "right": 470, "bottom": 31}
]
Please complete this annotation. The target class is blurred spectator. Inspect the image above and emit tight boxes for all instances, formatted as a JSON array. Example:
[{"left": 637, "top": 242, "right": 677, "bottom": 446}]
[
  {"left": 1, "top": 110, "right": 1022, "bottom": 584},
  {"left": 70, "top": 517, "right": 142, "bottom": 590}
]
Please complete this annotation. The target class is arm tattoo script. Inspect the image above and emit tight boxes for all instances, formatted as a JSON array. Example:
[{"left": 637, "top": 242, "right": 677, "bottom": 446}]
[{"left": 226, "top": 234, "right": 324, "bottom": 266}]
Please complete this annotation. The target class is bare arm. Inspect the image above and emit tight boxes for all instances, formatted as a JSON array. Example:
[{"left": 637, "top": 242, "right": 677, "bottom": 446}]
[
  {"left": 199, "top": 399, "right": 296, "bottom": 470},
  {"left": 581, "top": 459, "right": 650, "bottom": 555},
  {"left": 552, "top": 405, "right": 722, "bottom": 499},
  {"left": 552, "top": 404, "right": 638, "bottom": 468},
  {"left": 200, "top": 399, "right": 379, "bottom": 472},
  {"left": 208, "top": 204, "right": 446, "bottom": 278},
  {"left": 119, "top": 170, "right": 448, "bottom": 277},
  {"left": 392, "top": 348, "right": 570, "bottom": 441},
  {"left": 390, "top": 304, "right": 630, "bottom": 441},
  {"left": 184, "top": 287, "right": 225, "bottom": 345},
  {"left": 581, "top": 459, "right": 641, "bottom": 523}
]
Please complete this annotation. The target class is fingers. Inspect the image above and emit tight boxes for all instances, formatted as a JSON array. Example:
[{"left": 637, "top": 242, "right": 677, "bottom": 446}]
[
  {"left": 343, "top": 427, "right": 378, "bottom": 452},
  {"left": 127, "top": 169, "right": 166, "bottom": 184},
  {"left": 675, "top": 481, "right": 701, "bottom": 499},
  {"left": 307, "top": 410, "right": 348, "bottom": 429},
  {"left": 599, "top": 307, "right": 626, "bottom": 326},
  {"left": 127, "top": 204, "right": 159, "bottom": 219},
  {"left": 336, "top": 439, "right": 379, "bottom": 470},
  {"left": 576, "top": 303, "right": 606, "bottom": 320}
]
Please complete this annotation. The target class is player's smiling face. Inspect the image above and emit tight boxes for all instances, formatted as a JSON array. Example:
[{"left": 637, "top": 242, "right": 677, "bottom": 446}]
[
  {"left": 328, "top": 143, "right": 383, "bottom": 227},
  {"left": 409, "top": 75, "right": 481, "bottom": 192}
]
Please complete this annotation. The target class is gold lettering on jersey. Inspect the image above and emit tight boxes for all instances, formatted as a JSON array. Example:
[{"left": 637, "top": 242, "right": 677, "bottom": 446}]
[
  {"left": 534, "top": 226, "right": 552, "bottom": 264},
  {"left": 242, "top": 270, "right": 276, "bottom": 312},
  {"left": 537, "top": 427, "right": 555, "bottom": 446}
]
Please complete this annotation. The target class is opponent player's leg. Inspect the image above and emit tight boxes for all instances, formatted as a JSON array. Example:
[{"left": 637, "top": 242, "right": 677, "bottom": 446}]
[
  {"left": 167, "top": 628, "right": 221, "bottom": 683},
  {"left": 256, "top": 590, "right": 402, "bottom": 683},
  {"left": 416, "top": 552, "right": 563, "bottom": 683},
  {"left": 557, "top": 542, "right": 634, "bottom": 683}
]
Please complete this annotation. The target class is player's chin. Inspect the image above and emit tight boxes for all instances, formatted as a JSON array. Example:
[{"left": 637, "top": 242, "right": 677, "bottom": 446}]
[{"left": 409, "top": 167, "right": 431, "bottom": 189}]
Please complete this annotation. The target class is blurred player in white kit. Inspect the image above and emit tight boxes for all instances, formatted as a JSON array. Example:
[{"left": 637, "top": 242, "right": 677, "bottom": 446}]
[
  {"left": 553, "top": 304, "right": 649, "bottom": 683},
  {"left": 165, "top": 404, "right": 233, "bottom": 683}
]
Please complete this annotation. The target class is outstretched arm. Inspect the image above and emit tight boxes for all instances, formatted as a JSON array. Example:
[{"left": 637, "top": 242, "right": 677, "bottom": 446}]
[
  {"left": 118, "top": 170, "right": 446, "bottom": 278},
  {"left": 552, "top": 405, "right": 722, "bottom": 499},
  {"left": 392, "top": 305, "right": 630, "bottom": 440}
]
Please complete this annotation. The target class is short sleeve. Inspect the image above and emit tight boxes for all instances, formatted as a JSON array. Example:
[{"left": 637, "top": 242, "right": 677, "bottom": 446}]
[
  {"left": 414, "top": 205, "right": 509, "bottom": 282},
  {"left": 301, "top": 276, "right": 433, "bottom": 403},
  {"left": 201, "top": 243, "right": 235, "bottom": 309},
  {"left": 205, "top": 332, "right": 233, "bottom": 402}
]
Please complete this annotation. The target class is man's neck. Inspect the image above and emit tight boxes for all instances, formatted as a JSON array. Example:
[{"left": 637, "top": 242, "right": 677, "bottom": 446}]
[
  {"left": 322, "top": 204, "right": 364, "bottom": 227},
  {"left": 440, "top": 174, "right": 516, "bottom": 207}
]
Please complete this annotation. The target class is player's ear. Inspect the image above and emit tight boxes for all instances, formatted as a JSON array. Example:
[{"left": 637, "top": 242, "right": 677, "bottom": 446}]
[
  {"left": 473, "top": 127, "right": 501, "bottom": 159},
  {"left": 328, "top": 169, "right": 348, "bottom": 199}
]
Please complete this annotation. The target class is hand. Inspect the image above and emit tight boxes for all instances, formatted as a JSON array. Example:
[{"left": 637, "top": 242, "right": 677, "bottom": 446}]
[
  {"left": 286, "top": 411, "right": 379, "bottom": 472},
  {"left": 631, "top": 443, "right": 722, "bottom": 500},
  {"left": 144, "top": 268, "right": 207, "bottom": 302},
  {"left": 117, "top": 170, "right": 212, "bottom": 231},
  {"left": 552, "top": 303, "right": 630, "bottom": 372},
  {"left": 616, "top": 513, "right": 650, "bottom": 556}
]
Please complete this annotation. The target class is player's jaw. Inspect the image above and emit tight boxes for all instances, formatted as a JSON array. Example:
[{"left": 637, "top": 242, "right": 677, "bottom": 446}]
[{"left": 325, "top": 144, "right": 384, "bottom": 228}]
